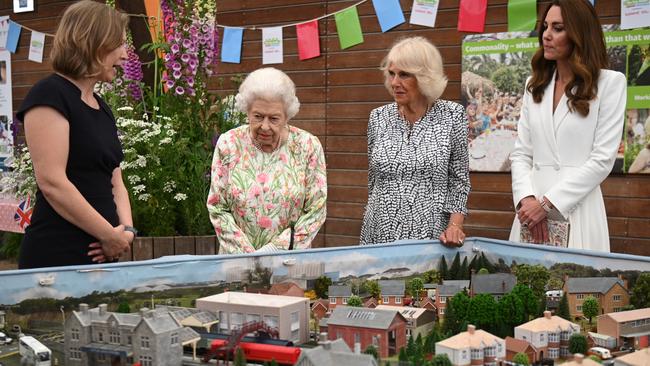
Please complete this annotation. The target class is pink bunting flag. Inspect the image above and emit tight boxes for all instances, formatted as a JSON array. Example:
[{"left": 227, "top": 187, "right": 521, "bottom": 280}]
[
  {"left": 296, "top": 20, "right": 320, "bottom": 60},
  {"left": 458, "top": 0, "right": 488, "bottom": 33}
]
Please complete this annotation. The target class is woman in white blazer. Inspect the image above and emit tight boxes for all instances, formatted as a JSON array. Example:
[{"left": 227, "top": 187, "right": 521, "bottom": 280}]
[{"left": 509, "top": 0, "right": 626, "bottom": 252}]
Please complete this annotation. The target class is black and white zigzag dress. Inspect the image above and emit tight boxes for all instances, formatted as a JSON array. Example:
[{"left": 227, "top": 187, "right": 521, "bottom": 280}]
[{"left": 359, "top": 101, "right": 471, "bottom": 245}]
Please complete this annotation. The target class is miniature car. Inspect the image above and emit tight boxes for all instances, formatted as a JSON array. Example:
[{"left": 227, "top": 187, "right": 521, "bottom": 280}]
[{"left": 588, "top": 346, "right": 612, "bottom": 359}]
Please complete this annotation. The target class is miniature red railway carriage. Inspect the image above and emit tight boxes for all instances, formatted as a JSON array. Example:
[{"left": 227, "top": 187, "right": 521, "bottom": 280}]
[{"left": 208, "top": 339, "right": 301, "bottom": 365}]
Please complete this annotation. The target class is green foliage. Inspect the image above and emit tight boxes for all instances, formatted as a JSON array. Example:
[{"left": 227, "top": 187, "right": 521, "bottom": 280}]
[
  {"left": 558, "top": 293, "right": 571, "bottom": 320},
  {"left": 477, "top": 268, "right": 489, "bottom": 274},
  {"left": 116, "top": 302, "right": 131, "bottom": 313},
  {"left": 449, "top": 253, "right": 462, "bottom": 280},
  {"left": 363, "top": 345, "right": 380, "bottom": 361},
  {"left": 439, "top": 256, "right": 449, "bottom": 280},
  {"left": 430, "top": 354, "right": 452, "bottom": 366},
  {"left": 511, "top": 284, "right": 538, "bottom": 321},
  {"left": 624, "top": 142, "right": 643, "bottom": 173},
  {"left": 589, "top": 355, "right": 603, "bottom": 363},
  {"left": 491, "top": 65, "right": 530, "bottom": 95},
  {"left": 234, "top": 347, "right": 246, "bottom": 366},
  {"left": 408, "top": 278, "right": 424, "bottom": 301},
  {"left": 497, "top": 293, "right": 524, "bottom": 337},
  {"left": 460, "top": 257, "right": 469, "bottom": 280},
  {"left": 443, "top": 291, "right": 470, "bottom": 335},
  {"left": 314, "top": 276, "right": 333, "bottom": 299},
  {"left": 513, "top": 352, "right": 530, "bottom": 365},
  {"left": 425, "top": 323, "right": 450, "bottom": 354},
  {"left": 468, "top": 294, "right": 497, "bottom": 332},
  {"left": 569, "top": 333, "right": 588, "bottom": 355},
  {"left": 0, "top": 232, "right": 22, "bottom": 260},
  {"left": 347, "top": 295, "right": 363, "bottom": 307},
  {"left": 582, "top": 296, "right": 599, "bottom": 324},
  {"left": 398, "top": 346, "right": 408, "bottom": 362},
  {"left": 263, "top": 361, "right": 279, "bottom": 366},
  {"left": 631, "top": 272, "right": 650, "bottom": 309},
  {"left": 364, "top": 280, "right": 381, "bottom": 299},
  {"left": 422, "top": 269, "right": 440, "bottom": 285},
  {"left": 513, "top": 264, "right": 550, "bottom": 299}
]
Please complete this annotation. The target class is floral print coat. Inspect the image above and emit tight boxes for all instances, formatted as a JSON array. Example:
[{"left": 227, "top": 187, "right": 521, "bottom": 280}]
[{"left": 207, "top": 125, "right": 327, "bottom": 254}]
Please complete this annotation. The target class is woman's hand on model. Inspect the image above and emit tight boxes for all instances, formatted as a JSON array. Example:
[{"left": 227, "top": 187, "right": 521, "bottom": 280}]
[{"left": 439, "top": 221, "right": 466, "bottom": 248}]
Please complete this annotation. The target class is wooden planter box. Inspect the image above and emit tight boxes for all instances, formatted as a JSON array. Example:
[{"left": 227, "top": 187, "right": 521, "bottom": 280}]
[{"left": 121, "top": 235, "right": 219, "bottom": 262}]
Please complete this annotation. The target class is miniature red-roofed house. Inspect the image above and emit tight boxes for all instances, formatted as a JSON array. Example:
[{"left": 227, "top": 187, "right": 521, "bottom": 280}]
[
  {"left": 269, "top": 282, "right": 304, "bottom": 297},
  {"left": 505, "top": 336, "right": 538, "bottom": 363},
  {"left": 420, "top": 297, "right": 436, "bottom": 311},
  {"left": 364, "top": 297, "right": 378, "bottom": 309},
  {"left": 311, "top": 299, "right": 329, "bottom": 321},
  {"left": 514, "top": 310, "right": 580, "bottom": 360},
  {"left": 435, "top": 324, "right": 506, "bottom": 365},
  {"left": 614, "top": 348, "right": 650, "bottom": 366}
]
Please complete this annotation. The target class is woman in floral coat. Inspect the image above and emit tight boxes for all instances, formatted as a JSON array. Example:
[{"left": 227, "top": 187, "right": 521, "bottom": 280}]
[{"left": 207, "top": 68, "right": 327, "bottom": 254}]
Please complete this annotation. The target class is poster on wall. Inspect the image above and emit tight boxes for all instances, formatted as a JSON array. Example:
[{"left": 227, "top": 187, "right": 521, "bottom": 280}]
[
  {"left": 461, "top": 26, "right": 650, "bottom": 173},
  {"left": 13, "top": 0, "right": 35, "bottom": 13},
  {"left": 0, "top": 50, "right": 13, "bottom": 171}
]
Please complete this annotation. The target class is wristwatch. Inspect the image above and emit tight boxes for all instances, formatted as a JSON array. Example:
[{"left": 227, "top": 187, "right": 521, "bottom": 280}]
[
  {"left": 539, "top": 199, "right": 552, "bottom": 213},
  {"left": 124, "top": 226, "right": 138, "bottom": 238}
]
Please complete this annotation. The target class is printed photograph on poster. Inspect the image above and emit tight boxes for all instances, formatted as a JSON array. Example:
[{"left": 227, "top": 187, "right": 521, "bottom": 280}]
[
  {"left": 624, "top": 108, "right": 650, "bottom": 173},
  {"left": 13, "top": 0, "right": 34, "bottom": 13},
  {"left": 461, "top": 31, "right": 536, "bottom": 172},
  {"left": 0, "top": 60, "right": 6, "bottom": 83},
  {"left": 0, "top": 50, "right": 13, "bottom": 171}
]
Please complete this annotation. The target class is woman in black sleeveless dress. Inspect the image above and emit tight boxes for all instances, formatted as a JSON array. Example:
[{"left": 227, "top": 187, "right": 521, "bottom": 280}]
[{"left": 17, "top": 1, "right": 136, "bottom": 269}]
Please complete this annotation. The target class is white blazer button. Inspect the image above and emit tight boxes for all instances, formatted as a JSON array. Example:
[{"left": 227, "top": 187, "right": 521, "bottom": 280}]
[{"left": 554, "top": 164, "right": 560, "bottom": 170}]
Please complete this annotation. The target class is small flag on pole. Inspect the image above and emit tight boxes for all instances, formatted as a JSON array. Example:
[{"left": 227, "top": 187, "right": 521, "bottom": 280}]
[
  {"left": 221, "top": 27, "right": 244, "bottom": 64},
  {"left": 14, "top": 195, "right": 33, "bottom": 230},
  {"left": 296, "top": 20, "right": 321, "bottom": 60},
  {"left": 335, "top": 6, "right": 364, "bottom": 50}
]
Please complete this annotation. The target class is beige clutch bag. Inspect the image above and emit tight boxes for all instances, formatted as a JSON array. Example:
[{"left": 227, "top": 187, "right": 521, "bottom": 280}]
[{"left": 520, "top": 218, "right": 570, "bottom": 247}]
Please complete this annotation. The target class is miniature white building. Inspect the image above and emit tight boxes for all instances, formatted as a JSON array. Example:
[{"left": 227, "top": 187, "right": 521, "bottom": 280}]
[
  {"left": 375, "top": 305, "right": 435, "bottom": 339},
  {"left": 196, "top": 291, "right": 310, "bottom": 344},
  {"left": 514, "top": 310, "right": 580, "bottom": 360},
  {"left": 435, "top": 325, "right": 506, "bottom": 366},
  {"left": 614, "top": 348, "right": 650, "bottom": 366}
]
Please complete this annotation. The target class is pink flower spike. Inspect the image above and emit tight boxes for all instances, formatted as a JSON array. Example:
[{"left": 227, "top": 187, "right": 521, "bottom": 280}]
[{"left": 175, "top": 86, "right": 185, "bottom": 95}]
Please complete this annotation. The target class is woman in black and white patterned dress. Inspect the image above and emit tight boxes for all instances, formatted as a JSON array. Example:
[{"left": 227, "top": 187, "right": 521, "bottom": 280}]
[{"left": 360, "top": 37, "right": 470, "bottom": 247}]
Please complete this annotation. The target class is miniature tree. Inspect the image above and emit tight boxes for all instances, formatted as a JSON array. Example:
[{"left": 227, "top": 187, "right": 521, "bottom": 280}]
[
  {"left": 116, "top": 301, "right": 131, "bottom": 313},
  {"left": 314, "top": 275, "right": 332, "bottom": 299},
  {"left": 408, "top": 278, "right": 424, "bottom": 303},
  {"left": 398, "top": 346, "right": 408, "bottom": 362},
  {"left": 450, "top": 253, "right": 462, "bottom": 280},
  {"left": 630, "top": 272, "right": 650, "bottom": 309},
  {"left": 588, "top": 355, "right": 603, "bottom": 364},
  {"left": 513, "top": 352, "right": 530, "bottom": 365},
  {"left": 364, "top": 345, "right": 380, "bottom": 361},
  {"left": 557, "top": 292, "right": 571, "bottom": 320},
  {"left": 497, "top": 292, "right": 524, "bottom": 337},
  {"left": 468, "top": 294, "right": 497, "bottom": 333},
  {"left": 364, "top": 280, "right": 381, "bottom": 299},
  {"left": 439, "top": 256, "right": 449, "bottom": 280},
  {"left": 347, "top": 295, "right": 363, "bottom": 307},
  {"left": 431, "top": 354, "right": 452, "bottom": 366},
  {"left": 443, "top": 291, "right": 470, "bottom": 335},
  {"left": 582, "top": 296, "right": 599, "bottom": 324},
  {"left": 568, "top": 333, "right": 588, "bottom": 355},
  {"left": 511, "top": 284, "right": 538, "bottom": 321},
  {"left": 477, "top": 268, "right": 489, "bottom": 274},
  {"left": 513, "top": 264, "right": 550, "bottom": 299},
  {"left": 460, "top": 257, "right": 469, "bottom": 280},
  {"left": 234, "top": 347, "right": 246, "bottom": 366},
  {"left": 422, "top": 269, "right": 440, "bottom": 284},
  {"left": 264, "top": 361, "right": 279, "bottom": 366}
]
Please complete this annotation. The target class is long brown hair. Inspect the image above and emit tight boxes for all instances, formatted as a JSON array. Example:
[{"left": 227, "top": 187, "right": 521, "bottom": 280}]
[{"left": 527, "top": 0, "right": 608, "bottom": 117}]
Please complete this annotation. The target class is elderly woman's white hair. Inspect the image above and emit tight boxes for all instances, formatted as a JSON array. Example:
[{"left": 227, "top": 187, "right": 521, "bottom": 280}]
[
  {"left": 380, "top": 37, "right": 448, "bottom": 103},
  {"left": 234, "top": 67, "right": 300, "bottom": 120}
]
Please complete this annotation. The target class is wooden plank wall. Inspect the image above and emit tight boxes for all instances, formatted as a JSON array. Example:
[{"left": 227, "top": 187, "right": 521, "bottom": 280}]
[{"left": 3, "top": 0, "right": 649, "bottom": 256}]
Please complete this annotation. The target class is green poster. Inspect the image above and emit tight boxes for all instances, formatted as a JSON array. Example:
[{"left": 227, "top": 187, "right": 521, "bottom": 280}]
[
  {"left": 508, "top": 0, "right": 537, "bottom": 32},
  {"left": 335, "top": 6, "right": 364, "bottom": 50}
]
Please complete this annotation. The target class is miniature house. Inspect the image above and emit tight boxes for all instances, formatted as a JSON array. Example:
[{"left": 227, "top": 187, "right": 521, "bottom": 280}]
[
  {"left": 376, "top": 305, "right": 435, "bottom": 339},
  {"left": 614, "top": 347, "right": 650, "bottom": 366},
  {"left": 328, "top": 285, "right": 352, "bottom": 312},
  {"left": 514, "top": 310, "right": 580, "bottom": 360},
  {"left": 435, "top": 324, "right": 506, "bottom": 366},
  {"left": 378, "top": 280, "right": 405, "bottom": 306},
  {"left": 196, "top": 291, "right": 310, "bottom": 344},
  {"left": 312, "top": 299, "right": 329, "bottom": 321},
  {"left": 563, "top": 275, "right": 630, "bottom": 319},
  {"left": 296, "top": 335, "right": 378, "bottom": 366},
  {"left": 596, "top": 307, "right": 650, "bottom": 349},
  {"left": 268, "top": 281, "right": 305, "bottom": 297},
  {"left": 469, "top": 273, "right": 517, "bottom": 301},
  {"left": 325, "top": 305, "right": 407, "bottom": 359},
  {"left": 435, "top": 283, "right": 466, "bottom": 319},
  {"left": 505, "top": 336, "right": 538, "bottom": 363},
  {"left": 64, "top": 304, "right": 200, "bottom": 366}
]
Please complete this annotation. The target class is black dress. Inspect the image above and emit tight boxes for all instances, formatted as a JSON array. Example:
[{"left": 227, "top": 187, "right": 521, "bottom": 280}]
[{"left": 16, "top": 74, "right": 123, "bottom": 269}]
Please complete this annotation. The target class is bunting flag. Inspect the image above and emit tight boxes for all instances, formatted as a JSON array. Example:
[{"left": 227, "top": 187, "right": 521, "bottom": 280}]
[
  {"left": 372, "top": 0, "right": 405, "bottom": 32},
  {"left": 296, "top": 20, "right": 320, "bottom": 60},
  {"left": 0, "top": 16, "right": 8, "bottom": 49},
  {"left": 334, "top": 6, "right": 364, "bottom": 50},
  {"left": 262, "top": 27, "right": 283, "bottom": 65},
  {"left": 409, "top": 0, "right": 440, "bottom": 28},
  {"left": 14, "top": 195, "right": 32, "bottom": 230},
  {"left": 6, "top": 20, "right": 21, "bottom": 53},
  {"left": 508, "top": 0, "right": 537, "bottom": 32},
  {"left": 28, "top": 31, "right": 45, "bottom": 63},
  {"left": 458, "top": 0, "right": 487, "bottom": 33},
  {"left": 221, "top": 27, "right": 244, "bottom": 64}
]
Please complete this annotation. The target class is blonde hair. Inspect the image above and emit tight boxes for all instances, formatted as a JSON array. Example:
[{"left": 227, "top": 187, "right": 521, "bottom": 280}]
[
  {"left": 380, "top": 37, "right": 448, "bottom": 103},
  {"left": 235, "top": 68, "right": 300, "bottom": 120},
  {"left": 51, "top": 0, "right": 129, "bottom": 79}
]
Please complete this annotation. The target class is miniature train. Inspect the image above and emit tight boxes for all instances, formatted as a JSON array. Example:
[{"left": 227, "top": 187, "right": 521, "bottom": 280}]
[{"left": 206, "top": 339, "right": 302, "bottom": 365}]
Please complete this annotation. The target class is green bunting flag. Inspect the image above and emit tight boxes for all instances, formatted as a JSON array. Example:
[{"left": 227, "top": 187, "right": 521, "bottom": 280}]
[
  {"left": 508, "top": 0, "right": 537, "bottom": 32},
  {"left": 335, "top": 6, "right": 364, "bottom": 50}
]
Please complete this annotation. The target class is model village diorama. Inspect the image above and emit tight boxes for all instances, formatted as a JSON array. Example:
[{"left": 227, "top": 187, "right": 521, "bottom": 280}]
[{"left": 0, "top": 250, "right": 649, "bottom": 366}]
